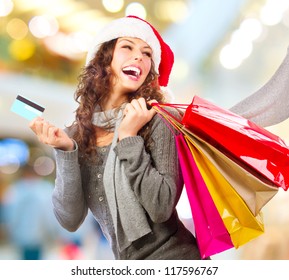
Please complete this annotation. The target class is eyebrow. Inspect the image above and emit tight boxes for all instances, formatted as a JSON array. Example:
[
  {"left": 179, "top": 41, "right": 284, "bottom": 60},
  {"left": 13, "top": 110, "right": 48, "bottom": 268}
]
[{"left": 118, "top": 38, "right": 151, "bottom": 49}]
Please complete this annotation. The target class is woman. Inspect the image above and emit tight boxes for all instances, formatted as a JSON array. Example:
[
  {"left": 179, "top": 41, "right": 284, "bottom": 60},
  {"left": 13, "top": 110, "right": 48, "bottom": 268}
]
[{"left": 29, "top": 16, "right": 201, "bottom": 260}]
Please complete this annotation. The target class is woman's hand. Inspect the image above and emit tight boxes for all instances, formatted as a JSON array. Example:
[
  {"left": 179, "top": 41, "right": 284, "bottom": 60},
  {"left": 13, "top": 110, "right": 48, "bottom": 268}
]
[
  {"left": 118, "top": 97, "right": 157, "bottom": 141},
  {"left": 29, "top": 117, "right": 74, "bottom": 151}
]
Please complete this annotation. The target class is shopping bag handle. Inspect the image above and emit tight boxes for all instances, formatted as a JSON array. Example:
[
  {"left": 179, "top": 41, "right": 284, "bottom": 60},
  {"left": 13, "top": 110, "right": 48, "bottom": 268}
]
[
  {"left": 151, "top": 102, "right": 185, "bottom": 136},
  {"left": 153, "top": 102, "right": 189, "bottom": 109},
  {"left": 151, "top": 102, "right": 184, "bottom": 122}
]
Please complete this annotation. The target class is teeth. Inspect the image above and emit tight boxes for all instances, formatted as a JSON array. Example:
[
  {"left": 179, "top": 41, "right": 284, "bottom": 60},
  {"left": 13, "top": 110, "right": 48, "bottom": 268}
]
[{"left": 122, "top": 66, "right": 140, "bottom": 76}]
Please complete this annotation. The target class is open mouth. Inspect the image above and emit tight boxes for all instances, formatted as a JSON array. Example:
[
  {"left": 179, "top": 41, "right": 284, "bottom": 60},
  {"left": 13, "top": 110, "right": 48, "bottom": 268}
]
[{"left": 122, "top": 66, "right": 141, "bottom": 78}]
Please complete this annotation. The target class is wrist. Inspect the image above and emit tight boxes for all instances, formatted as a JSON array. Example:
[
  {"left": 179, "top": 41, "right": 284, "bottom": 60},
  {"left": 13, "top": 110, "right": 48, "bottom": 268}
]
[
  {"left": 62, "top": 139, "right": 75, "bottom": 151},
  {"left": 118, "top": 132, "right": 137, "bottom": 141}
]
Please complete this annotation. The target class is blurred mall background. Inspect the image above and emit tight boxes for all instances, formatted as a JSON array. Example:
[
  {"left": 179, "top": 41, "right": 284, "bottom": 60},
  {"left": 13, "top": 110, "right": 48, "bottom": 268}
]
[{"left": 1, "top": 0, "right": 289, "bottom": 260}]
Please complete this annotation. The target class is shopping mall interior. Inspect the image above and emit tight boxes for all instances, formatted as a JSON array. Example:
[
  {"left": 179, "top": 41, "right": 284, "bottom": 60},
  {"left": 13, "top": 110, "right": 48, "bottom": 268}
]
[{"left": 1, "top": 0, "right": 289, "bottom": 260}]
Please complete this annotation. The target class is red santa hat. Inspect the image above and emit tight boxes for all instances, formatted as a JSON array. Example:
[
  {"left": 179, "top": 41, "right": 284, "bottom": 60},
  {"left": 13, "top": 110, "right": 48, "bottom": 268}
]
[{"left": 85, "top": 15, "right": 174, "bottom": 87}]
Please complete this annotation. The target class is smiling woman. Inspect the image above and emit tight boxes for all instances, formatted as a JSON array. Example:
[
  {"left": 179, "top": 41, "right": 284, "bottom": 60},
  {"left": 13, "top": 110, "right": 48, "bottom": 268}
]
[
  {"left": 28, "top": 15, "right": 203, "bottom": 260},
  {"left": 110, "top": 37, "right": 152, "bottom": 95}
]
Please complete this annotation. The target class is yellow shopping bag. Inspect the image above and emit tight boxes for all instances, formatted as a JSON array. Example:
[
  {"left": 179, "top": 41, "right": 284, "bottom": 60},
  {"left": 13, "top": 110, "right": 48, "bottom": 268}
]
[{"left": 185, "top": 136, "right": 265, "bottom": 248}]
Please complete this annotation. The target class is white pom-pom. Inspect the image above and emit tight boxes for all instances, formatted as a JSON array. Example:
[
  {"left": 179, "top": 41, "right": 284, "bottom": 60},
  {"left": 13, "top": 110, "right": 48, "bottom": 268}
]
[{"left": 160, "top": 86, "right": 175, "bottom": 102}]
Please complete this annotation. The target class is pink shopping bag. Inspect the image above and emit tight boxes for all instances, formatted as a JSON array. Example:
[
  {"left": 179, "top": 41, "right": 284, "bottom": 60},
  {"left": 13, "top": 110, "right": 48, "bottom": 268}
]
[{"left": 175, "top": 133, "right": 234, "bottom": 259}]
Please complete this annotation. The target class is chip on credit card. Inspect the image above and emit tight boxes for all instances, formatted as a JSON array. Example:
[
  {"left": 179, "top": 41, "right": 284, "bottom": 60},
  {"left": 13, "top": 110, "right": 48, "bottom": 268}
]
[{"left": 10, "top": 95, "right": 45, "bottom": 121}]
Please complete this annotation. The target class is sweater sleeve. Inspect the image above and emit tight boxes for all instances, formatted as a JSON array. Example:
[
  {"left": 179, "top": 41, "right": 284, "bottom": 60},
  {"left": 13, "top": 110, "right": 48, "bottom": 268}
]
[
  {"left": 114, "top": 109, "right": 183, "bottom": 223},
  {"left": 230, "top": 46, "right": 289, "bottom": 127},
  {"left": 52, "top": 142, "right": 88, "bottom": 232}
]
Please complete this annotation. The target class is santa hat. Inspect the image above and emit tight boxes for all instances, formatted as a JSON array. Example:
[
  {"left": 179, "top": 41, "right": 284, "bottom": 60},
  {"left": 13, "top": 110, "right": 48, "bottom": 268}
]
[{"left": 85, "top": 15, "right": 174, "bottom": 87}]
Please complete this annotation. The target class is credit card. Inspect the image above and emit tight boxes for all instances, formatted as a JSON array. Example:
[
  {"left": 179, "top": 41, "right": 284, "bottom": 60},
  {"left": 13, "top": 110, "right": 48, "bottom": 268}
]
[{"left": 10, "top": 95, "right": 45, "bottom": 121}]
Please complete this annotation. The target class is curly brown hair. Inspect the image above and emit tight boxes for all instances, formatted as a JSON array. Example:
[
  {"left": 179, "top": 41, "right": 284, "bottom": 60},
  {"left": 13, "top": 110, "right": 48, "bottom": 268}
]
[{"left": 69, "top": 38, "right": 165, "bottom": 158}]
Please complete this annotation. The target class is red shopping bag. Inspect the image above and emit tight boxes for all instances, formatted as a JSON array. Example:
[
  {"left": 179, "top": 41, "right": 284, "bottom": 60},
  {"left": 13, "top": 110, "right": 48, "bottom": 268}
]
[
  {"left": 182, "top": 95, "right": 289, "bottom": 190},
  {"left": 175, "top": 133, "right": 234, "bottom": 259}
]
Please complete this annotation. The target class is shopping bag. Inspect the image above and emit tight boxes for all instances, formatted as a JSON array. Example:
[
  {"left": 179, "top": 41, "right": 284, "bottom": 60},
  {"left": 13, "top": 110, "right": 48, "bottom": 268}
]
[
  {"left": 185, "top": 136, "right": 265, "bottom": 248},
  {"left": 153, "top": 103, "right": 278, "bottom": 215},
  {"left": 175, "top": 133, "right": 234, "bottom": 259},
  {"left": 183, "top": 127, "right": 278, "bottom": 216},
  {"left": 182, "top": 95, "right": 289, "bottom": 190}
]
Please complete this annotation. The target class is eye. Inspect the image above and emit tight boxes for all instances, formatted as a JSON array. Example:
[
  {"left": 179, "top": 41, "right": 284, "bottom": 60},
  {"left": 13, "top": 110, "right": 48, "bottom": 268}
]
[
  {"left": 143, "top": 51, "right": 152, "bottom": 58},
  {"left": 122, "top": 45, "right": 132, "bottom": 50}
]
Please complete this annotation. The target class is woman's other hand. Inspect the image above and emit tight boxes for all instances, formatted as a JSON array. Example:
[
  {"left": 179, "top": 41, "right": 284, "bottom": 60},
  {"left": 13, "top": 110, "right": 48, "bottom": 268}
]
[{"left": 29, "top": 117, "right": 74, "bottom": 151}]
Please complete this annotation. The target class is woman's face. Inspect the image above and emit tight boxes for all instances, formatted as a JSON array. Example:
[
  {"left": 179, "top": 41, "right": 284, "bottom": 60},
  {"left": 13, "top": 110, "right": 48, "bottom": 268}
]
[{"left": 110, "top": 37, "right": 153, "bottom": 95}]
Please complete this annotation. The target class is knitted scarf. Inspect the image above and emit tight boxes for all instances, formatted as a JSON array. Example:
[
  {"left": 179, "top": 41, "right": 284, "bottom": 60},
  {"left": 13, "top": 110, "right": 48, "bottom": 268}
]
[{"left": 92, "top": 106, "right": 152, "bottom": 252}]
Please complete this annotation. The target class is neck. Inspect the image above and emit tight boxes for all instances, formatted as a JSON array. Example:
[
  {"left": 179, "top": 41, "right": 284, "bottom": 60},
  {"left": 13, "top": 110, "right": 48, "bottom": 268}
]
[{"left": 102, "top": 92, "right": 128, "bottom": 111}]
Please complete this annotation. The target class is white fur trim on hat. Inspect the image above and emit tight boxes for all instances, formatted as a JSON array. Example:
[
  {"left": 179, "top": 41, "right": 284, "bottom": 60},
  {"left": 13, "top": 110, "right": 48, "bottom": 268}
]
[
  {"left": 85, "top": 17, "right": 161, "bottom": 74},
  {"left": 160, "top": 86, "right": 175, "bottom": 102}
]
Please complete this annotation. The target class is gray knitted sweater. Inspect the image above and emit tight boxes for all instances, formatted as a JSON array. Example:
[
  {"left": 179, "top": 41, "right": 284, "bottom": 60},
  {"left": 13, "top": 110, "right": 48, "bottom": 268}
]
[
  {"left": 230, "top": 46, "right": 289, "bottom": 127},
  {"left": 52, "top": 113, "right": 201, "bottom": 260}
]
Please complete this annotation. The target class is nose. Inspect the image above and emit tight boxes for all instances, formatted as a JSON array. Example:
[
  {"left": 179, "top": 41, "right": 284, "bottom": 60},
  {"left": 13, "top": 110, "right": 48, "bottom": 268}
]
[
  {"left": 134, "top": 56, "right": 142, "bottom": 61},
  {"left": 134, "top": 50, "right": 143, "bottom": 61}
]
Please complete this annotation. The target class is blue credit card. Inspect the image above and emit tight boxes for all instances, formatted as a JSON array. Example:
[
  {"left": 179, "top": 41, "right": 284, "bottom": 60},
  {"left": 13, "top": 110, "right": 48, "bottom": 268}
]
[{"left": 11, "top": 95, "right": 45, "bottom": 121}]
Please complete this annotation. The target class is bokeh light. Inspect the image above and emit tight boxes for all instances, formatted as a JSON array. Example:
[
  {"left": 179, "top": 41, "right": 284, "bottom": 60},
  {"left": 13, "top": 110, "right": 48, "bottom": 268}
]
[
  {"left": 154, "top": 0, "right": 189, "bottom": 22},
  {"left": 8, "top": 38, "right": 35, "bottom": 61},
  {"left": 239, "top": 18, "right": 263, "bottom": 41},
  {"left": 219, "top": 17, "right": 263, "bottom": 70},
  {"left": 29, "top": 15, "right": 59, "bottom": 39},
  {"left": 260, "top": 0, "right": 289, "bottom": 26},
  {"left": 33, "top": 156, "right": 55, "bottom": 176},
  {"left": 125, "top": 2, "right": 147, "bottom": 19},
  {"left": 102, "top": 0, "right": 124, "bottom": 13},
  {"left": 0, "top": 138, "right": 29, "bottom": 174},
  {"left": 6, "top": 18, "right": 28, "bottom": 40},
  {"left": 0, "top": 0, "right": 14, "bottom": 17},
  {"left": 219, "top": 44, "right": 243, "bottom": 70},
  {"left": 43, "top": 31, "right": 90, "bottom": 60}
]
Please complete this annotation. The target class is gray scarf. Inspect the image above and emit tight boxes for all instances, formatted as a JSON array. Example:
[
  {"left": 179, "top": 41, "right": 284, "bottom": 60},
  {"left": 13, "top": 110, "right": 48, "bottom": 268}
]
[{"left": 92, "top": 106, "right": 152, "bottom": 252}]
